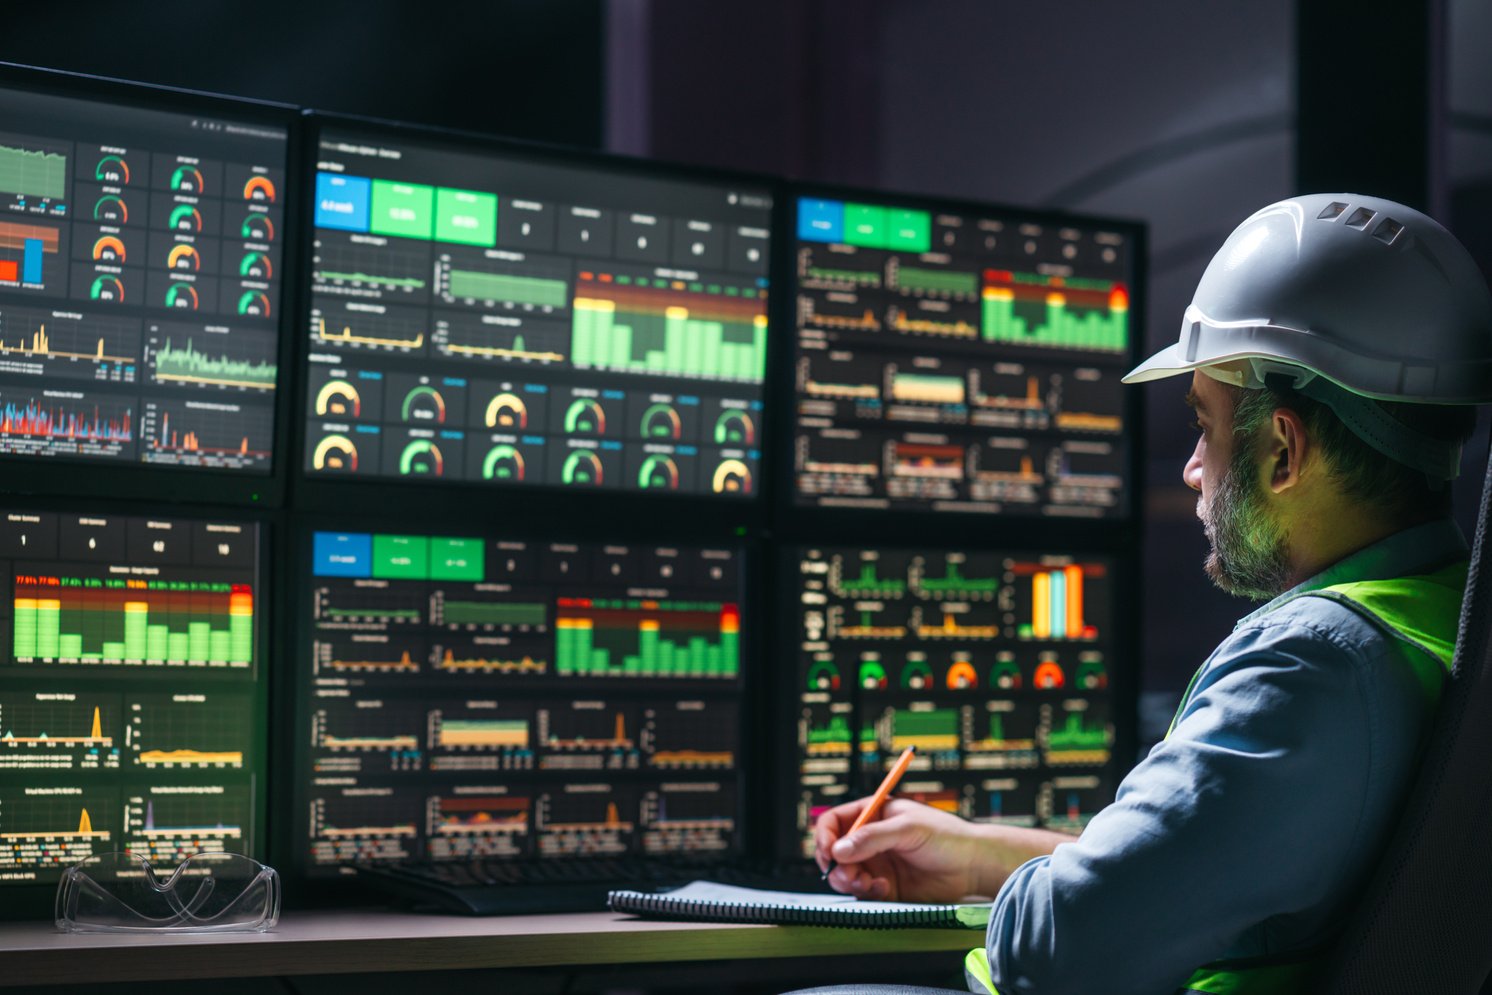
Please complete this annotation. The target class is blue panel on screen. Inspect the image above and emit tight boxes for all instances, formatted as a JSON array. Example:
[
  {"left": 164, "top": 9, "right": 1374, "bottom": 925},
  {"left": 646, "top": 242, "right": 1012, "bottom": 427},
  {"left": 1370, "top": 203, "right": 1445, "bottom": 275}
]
[
  {"left": 313, "top": 531, "right": 371, "bottom": 576},
  {"left": 797, "top": 198, "right": 844, "bottom": 243},
  {"left": 315, "top": 173, "right": 371, "bottom": 231}
]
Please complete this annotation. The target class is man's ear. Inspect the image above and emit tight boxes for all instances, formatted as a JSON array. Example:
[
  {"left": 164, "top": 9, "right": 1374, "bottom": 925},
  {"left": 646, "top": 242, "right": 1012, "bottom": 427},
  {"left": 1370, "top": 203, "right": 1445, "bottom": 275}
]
[{"left": 1268, "top": 407, "right": 1308, "bottom": 493}]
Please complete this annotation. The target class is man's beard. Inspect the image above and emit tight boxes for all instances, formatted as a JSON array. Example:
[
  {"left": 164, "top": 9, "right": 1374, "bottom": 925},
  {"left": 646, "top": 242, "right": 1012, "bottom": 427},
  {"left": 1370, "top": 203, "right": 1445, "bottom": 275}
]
[{"left": 1200, "top": 438, "right": 1293, "bottom": 601}]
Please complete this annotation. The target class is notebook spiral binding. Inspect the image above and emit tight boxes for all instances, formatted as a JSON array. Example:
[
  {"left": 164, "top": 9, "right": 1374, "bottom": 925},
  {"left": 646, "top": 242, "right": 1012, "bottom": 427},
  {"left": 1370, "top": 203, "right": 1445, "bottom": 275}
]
[{"left": 608, "top": 888, "right": 976, "bottom": 929}]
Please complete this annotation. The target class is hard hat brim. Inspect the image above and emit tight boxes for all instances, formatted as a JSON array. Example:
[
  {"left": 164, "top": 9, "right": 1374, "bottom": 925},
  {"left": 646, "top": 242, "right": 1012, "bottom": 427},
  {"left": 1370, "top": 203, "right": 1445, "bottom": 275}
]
[{"left": 1121, "top": 343, "right": 1203, "bottom": 384}]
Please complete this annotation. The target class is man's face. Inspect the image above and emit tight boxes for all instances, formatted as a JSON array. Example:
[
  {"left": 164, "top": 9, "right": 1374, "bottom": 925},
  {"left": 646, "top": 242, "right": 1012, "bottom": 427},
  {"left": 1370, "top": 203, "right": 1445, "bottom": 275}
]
[{"left": 1184, "top": 371, "right": 1293, "bottom": 600}]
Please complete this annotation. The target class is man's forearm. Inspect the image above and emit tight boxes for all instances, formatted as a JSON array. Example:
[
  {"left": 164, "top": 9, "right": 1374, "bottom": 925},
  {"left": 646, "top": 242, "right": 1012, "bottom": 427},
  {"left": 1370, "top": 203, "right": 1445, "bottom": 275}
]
[{"left": 973, "top": 825, "right": 1077, "bottom": 897}]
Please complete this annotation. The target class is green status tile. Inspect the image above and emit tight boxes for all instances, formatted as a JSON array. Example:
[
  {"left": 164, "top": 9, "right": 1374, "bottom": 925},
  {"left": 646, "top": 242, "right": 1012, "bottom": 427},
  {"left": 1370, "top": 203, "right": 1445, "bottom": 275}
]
[
  {"left": 435, "top": 187, "right": 497, "bottom": 246},
  {"left": 370, "top": 179, "right": 435, "bottom": 239},
  {"left": 888, "top": 209, "right": 932, "bottom": 252},
  {"left": 843, "top": 203, "right": 889, "bottom": 248},
  {"left": 372, "top": 534, "right": 430, "bottom": 579},
  {"left": 430, "top": 537, "right": 485, "bottom": 581}
]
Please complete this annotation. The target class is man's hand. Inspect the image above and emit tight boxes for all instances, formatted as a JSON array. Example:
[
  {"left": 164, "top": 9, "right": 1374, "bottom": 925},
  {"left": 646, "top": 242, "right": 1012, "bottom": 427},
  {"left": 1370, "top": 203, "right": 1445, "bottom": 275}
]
[
  {"left": 813, "top": 796, "right": 1078, "bottom": 903},
  {"left": 814, "top": 796, "right": 990, "bottom": 902}
]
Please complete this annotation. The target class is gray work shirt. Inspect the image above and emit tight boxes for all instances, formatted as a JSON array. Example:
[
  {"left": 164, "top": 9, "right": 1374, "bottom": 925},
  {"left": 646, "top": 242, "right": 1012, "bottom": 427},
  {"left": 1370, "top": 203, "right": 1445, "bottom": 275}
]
[{"left": 985, "top": 518, "right": 1468, "bottom": 995}]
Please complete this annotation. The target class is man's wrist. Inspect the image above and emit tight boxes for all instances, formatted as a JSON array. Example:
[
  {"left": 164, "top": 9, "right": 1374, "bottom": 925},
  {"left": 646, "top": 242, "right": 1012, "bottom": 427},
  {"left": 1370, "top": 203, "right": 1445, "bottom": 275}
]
[{"left": 972, "top": 823, "right": 1071, "bottom": 898}]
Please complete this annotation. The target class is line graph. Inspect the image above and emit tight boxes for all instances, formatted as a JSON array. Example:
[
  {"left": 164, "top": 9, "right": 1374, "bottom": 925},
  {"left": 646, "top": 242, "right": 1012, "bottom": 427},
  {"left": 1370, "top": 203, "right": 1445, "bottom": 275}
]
[
  {"left": 129, "top": 693, "right": 251, "bottom": 768},
  {"left": 433, "top": 312, "right": 567, "bottom": 364},
  {"left": 0, "top": 307, "right": 141, "bottom": 385},
  {"left": 0, "top": 694, "right": 121, "bottom": 771},
  {"left": 313, "top": 233, "right": 431, "bottom": 303},
  {"left": 146, "top": 325, "right": 277, "bottom": 391},
  {"left": 310, "top": 305, "right": 427, "bottom": 352},
  {"left": 0, "top": 786, "right": 114, "bottom": 870},
  {"left": 123, "top": 786, "right": 250, "bottom": 861},
  {"left": 641, "top": 782, "right": 735, "bottom": 856}
]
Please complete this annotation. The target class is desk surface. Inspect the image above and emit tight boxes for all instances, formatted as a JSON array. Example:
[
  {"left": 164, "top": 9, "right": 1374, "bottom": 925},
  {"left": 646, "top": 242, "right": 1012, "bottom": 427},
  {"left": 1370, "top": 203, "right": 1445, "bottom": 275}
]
[{"left": 0, "top": 908, "right": 976, "bottom": 988}]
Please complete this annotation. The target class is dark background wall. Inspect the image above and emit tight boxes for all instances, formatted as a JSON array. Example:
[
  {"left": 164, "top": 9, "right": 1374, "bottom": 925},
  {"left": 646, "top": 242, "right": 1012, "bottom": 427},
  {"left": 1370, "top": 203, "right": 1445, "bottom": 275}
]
[
  {"left": 0, "top": 1, "right": 604, "bottom": 148},
  {"left": 621, "top": 0, "right": 1492, "bottom": 741},
  {"left": 2, "top": 0, "right": 1488, "bottom": 744}
]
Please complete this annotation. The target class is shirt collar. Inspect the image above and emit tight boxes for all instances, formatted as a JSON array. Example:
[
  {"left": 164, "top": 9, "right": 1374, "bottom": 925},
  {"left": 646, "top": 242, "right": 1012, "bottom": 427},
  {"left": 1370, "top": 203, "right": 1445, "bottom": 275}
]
[{"left": 1236, "top": 518, "right": 1470, "bottom": 629}]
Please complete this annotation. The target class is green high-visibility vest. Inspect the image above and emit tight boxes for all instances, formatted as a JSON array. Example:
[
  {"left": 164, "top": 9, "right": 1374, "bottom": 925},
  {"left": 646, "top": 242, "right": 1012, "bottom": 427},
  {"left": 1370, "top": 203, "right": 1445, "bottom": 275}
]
[{"left": 965, "top": 560, "right": 1467, "bottom": 995}]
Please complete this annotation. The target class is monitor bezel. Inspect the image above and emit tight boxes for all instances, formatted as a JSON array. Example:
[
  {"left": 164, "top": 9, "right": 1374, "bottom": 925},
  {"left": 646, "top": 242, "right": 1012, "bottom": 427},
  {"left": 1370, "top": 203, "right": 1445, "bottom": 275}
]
[
  {"left": 771, "top": 180, "right": 1148, "bottom": 550},
  {"left": 287, "top": 110, "right": 783, "bottom": 534},
  {"left": 0, "top": 62, "right": 303, "bottom": 509}
]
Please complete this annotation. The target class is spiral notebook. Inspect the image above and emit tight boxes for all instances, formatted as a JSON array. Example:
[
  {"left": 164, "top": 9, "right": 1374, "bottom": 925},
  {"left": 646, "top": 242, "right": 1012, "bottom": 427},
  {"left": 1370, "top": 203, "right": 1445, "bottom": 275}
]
[{"left": 607, "top": 880, "right": 991, "bottom": 930}]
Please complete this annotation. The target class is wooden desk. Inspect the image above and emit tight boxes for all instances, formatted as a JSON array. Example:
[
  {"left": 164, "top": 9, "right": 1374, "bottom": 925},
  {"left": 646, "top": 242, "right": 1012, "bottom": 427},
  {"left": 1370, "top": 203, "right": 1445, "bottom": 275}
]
[{"left": 0, "top": 908, "right": 976, "bottom": 988}]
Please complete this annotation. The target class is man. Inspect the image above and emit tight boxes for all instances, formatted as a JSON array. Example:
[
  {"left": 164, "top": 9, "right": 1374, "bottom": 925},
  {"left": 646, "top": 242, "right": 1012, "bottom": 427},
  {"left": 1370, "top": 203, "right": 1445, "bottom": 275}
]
[{"left": 813, "top": 193, "right": 1492, "bottom": 995}]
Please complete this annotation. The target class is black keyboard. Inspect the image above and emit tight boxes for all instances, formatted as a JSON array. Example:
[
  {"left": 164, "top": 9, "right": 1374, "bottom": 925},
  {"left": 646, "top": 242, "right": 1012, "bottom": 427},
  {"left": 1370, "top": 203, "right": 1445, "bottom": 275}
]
[{"left": 353, "top": 858, "right": 826, "bottom": 916}]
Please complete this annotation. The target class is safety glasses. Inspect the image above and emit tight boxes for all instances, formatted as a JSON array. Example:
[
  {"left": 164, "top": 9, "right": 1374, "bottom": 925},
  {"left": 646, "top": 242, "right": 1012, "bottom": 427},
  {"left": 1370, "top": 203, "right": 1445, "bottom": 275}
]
[{"left": 55, "top": 851, "right": 280, "bottom": 933}]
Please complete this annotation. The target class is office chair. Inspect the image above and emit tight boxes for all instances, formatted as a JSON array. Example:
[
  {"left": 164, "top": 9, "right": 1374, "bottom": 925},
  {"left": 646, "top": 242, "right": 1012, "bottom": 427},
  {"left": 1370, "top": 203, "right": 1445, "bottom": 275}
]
[
  {"left": 786, "top": 452, "right": 1492, "bottom": 995},
  {"left": 1318, "top": 448, "right": 1492, "bottom": 992}
]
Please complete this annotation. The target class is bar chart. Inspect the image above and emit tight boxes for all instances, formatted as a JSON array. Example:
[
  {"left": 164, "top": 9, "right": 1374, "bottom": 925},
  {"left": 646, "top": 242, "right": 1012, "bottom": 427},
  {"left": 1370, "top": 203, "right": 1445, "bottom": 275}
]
[
  {"left": 981, "top": 269, "right": 1129, "bottom": 354},
  {"left": 555, "top": 598, "right": 740, "bottom": 679},
  {"left": 13, "top": 576, "right": 253, "bottom": 666},
  {"left": 571, "top": 274, "right": 767, "bottom": 382}
]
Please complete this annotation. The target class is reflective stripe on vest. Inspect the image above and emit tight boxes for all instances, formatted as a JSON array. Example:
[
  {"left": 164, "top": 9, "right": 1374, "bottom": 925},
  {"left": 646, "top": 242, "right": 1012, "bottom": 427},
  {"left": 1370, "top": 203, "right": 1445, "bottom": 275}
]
[
  {"left": 1179, "top": 958, "right": 1319, "bottom": 994},
  {"left": 965, "top": 560, "right": 1467, "bottom": 995},
  {"left": 961, "top": 946, "right": 1319, "bottom": 995},
  {"left": 964, "top": 948, "right": 997, "bottom": 994}
]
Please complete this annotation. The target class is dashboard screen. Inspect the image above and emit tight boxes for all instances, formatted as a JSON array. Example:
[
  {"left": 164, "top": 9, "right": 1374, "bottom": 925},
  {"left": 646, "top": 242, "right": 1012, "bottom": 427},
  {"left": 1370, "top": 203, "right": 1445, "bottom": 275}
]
[
  {"left": 792, "top": 194, "right": 1136, "bottom": 517},
  {"left": 304, "top": 126, "right": 772, "bottom": 497},
  {"left": 792, "top": 545, "right": 1116, "bottom": 856},
  {"left": 0, "top": 509, "right": 263, "bottom": 883},
  {"left": 297, "top": 528, "right": 745, "bottom": 873},
  {"left": 0, "top": 83, "right": 287, "bottom": 472}
]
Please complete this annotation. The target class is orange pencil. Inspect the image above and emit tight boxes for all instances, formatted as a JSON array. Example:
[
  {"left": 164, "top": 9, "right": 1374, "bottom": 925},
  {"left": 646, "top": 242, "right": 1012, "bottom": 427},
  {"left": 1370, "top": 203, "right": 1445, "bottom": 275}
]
[{"left": 822, "top": 744, "right": 917, "bottom": 879}]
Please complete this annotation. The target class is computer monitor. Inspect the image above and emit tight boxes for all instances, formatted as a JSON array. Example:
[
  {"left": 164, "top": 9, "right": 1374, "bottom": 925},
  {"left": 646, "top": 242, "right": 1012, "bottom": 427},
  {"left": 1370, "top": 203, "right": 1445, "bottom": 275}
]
[
  {"left": 0, "top": 507, "right": 265, "bottom": 910},
  {"left": 786, "top": 544, "right": 1119, "bottom": 857},
  {"left": 291, "top": 523, "right": 746, "bottom": 877},
  {"left": 0, "top": 66, "right": 295, "bottom": 504},
  {"left": 298, "top": 117, "right": 773, "bottom": 505},
  {"left": 788, "top": 188, "right": 1142, "bottom": 520}
]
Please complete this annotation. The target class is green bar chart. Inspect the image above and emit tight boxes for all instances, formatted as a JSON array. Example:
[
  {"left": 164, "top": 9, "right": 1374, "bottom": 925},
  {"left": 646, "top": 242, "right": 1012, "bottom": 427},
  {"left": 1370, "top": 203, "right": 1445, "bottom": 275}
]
[
  {"left": 13, "top": 577, "right": 253, "bottom": 666},
  {"left": 570, "top": 275, "right": 767, "bottom": 382},
  {"left": 980, "top": 270, "right": 1129, "bottom": 353},
  {"left": 554, "top": 598, "right": 740, "bottom": 679}
]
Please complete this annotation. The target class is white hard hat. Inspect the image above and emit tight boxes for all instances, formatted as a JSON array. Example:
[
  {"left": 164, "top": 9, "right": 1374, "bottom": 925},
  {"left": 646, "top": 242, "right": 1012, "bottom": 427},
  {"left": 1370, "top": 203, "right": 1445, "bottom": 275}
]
[
  {"left": 1125, "top": 193, "right": 1492, "bottom": 478},
  {"left": 1124, "top": 193, "right": 1492, "bottom": 403}
]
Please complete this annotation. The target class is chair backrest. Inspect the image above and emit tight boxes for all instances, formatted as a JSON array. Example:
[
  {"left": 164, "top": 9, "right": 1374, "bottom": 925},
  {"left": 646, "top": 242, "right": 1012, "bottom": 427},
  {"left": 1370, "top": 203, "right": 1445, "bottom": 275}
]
[{"left": 1322, "top": 448, "right": 1492, "bottom": 994}]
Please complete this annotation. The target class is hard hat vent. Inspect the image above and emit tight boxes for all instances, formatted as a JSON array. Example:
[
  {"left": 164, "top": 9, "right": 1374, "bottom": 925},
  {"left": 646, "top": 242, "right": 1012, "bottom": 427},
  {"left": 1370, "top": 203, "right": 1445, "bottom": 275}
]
[
  {"left": 1345, "top": 206, "right": 1377, "bottom": 230},
  {"left": 1318, "top": 201, "right": 1349, "bottom": 221},
  {"left": 1371, "top": 217, "right": 1405, "bottom": 245}
]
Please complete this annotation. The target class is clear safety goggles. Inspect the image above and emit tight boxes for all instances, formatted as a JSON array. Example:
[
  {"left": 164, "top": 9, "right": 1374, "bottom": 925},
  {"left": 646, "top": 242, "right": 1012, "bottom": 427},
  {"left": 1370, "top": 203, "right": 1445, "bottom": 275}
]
[{"left": 55, "top": 851, "right": 280, "bottom": 933}]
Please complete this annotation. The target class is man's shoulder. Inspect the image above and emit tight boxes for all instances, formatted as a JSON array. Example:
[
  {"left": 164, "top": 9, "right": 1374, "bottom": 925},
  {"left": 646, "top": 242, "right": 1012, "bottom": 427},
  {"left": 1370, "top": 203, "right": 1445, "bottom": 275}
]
[
  {"left": 1230, "top": 591, "right": 1392, "bottom": 651},
  {"left": 1212, "top": 592, "right": 1405, "bottom": 679},
  {"left": 1172, "top": 592, "right": 1425, "bottom": 749}
]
